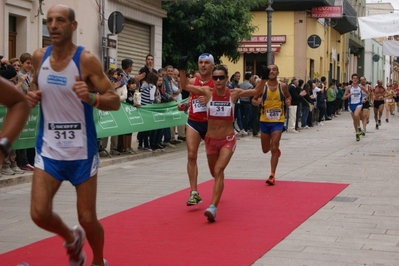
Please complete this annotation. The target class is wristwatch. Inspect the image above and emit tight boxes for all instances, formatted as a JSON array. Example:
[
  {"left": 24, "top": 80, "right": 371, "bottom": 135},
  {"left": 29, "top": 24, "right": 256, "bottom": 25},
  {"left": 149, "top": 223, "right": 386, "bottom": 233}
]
[{"left": 0, "top": 138, "right": 12, "bottom": 157}]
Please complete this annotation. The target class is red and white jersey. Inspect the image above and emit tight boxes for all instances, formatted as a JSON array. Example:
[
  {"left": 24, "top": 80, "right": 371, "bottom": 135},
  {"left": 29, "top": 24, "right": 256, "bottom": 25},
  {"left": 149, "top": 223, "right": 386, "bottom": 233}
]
[
  {"left": 188, "top": 76, "right": 214, "bottom": 122},
  {"left": 207, "top": 88, "right": 234, "bottom": 121},
  {"left": 393, "top": 85, "right": 399, "bottom": 97}
]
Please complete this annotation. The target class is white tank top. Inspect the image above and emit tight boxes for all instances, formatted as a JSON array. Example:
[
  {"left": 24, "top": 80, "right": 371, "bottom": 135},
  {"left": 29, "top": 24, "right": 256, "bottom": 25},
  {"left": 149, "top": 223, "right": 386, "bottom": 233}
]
[
  {"left": 36, "top": 46, "right": 97, "bottom": 161},
  {"left": 349, "top": 85, "right": 362, "bottom": 105}
]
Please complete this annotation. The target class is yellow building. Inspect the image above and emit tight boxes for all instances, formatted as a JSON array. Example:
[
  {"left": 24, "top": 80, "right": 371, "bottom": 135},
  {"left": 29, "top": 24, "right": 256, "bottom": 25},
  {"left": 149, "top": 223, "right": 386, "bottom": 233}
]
[{"left": 222, "top": 1, "right": 358, "bottom": 85}]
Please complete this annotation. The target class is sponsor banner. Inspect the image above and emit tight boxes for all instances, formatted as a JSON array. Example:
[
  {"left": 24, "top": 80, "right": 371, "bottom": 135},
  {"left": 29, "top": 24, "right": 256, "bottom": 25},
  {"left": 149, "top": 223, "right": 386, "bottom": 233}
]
[
  {"left": 311, "top": 6, "right": 342, "bottom": 18},
  {"left": 0, "top": 100, "right": 188, "bottom": 150}
]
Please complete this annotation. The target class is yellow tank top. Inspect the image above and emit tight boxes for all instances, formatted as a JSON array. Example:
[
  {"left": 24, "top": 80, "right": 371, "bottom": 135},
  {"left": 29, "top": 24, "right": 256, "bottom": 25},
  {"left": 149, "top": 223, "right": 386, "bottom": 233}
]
[
  {"left": 386, "top": 90, "right": 394, "bottom": 105},
  {"left": 259, "top": 82, "right": 285, "bottom": 123}
]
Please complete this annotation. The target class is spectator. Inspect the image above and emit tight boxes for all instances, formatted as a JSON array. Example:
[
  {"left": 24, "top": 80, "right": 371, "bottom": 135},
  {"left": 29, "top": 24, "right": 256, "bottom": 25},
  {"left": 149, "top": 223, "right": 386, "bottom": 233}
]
[
  {"left": 123, "top": 78, "right": 138, "bottom": 154},
  {"left": 315, "top": 79, "right": 327, "bottom": 126},
  {"left": 172, "top": 68, "right": 185, "bottom": 143},
  {"left": 16, "top": 53, "right": 35, "bottom": 171},
  {"left": 137, "top": 72, "right": 158, "bottom": 151},
  {"left": 99, "top": 68, "right": 126, "bottom": 156},
  {"left": 335, "top": 83, "right": 344, "bottom": 115},
  {"left": 287, "top": 77, "right": 300, "bottom": 132},
  {"left": 158, "top": 68, "right": 166, "bottom": 77},
  {"left": 9, "top": 58, "right": 23, "bottom": 89},
  {"left": 150, "top": 75, "right": 167, "bottom": 151},
  {"left": 114, "top": 68, "right": 128, "bottom": 153},
  {"left": 326, "top": 82, "right": 336, "bottom": 119},
  {"left": 229, "top": 72, "right": 244, "bottom": 135},
  {"left": 249, "top": 75, "right": 261, "bottom": 137},
  {"left": 295, "top": 79, "right": 305, "bottom": 131},
  {"left": 300, "top": 82, "right": 313, "bottom": 129},
  {"left": 161, "top": 65, "right": 176, "bottom": 149},
  {"left": 139, "top": 54, "right": 157, "bottom": 84},
  {"left": 238, "top": 73, "right": 253, "bottom": 136}
]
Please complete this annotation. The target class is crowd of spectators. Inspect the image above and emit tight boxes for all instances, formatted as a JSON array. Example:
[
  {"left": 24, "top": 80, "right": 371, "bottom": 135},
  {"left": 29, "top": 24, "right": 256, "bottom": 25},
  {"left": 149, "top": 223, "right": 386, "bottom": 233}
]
[
  {"left": 3, "top": 50, "right": 396, "bottom": 172},
  {"left": 99, "top": 54, "right": 193, "bottom": 156}
]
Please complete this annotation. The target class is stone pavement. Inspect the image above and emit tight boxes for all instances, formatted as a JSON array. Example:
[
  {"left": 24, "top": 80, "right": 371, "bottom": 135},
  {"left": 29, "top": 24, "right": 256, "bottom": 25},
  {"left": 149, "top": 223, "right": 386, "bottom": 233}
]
[{"left": 1, "top": 112, "right": 399, "bottom": 265}]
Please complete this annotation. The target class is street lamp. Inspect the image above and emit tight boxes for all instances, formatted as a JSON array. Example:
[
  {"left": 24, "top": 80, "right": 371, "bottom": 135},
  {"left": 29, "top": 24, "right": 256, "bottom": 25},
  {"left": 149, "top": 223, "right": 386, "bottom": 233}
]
[{"left": 266, "top": 0, "right": 274, "bottom": 66}]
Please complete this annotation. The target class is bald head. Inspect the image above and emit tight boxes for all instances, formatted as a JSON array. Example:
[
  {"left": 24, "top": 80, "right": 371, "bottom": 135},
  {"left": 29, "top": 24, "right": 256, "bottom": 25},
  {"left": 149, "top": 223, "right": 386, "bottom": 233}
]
[{"left": 48, "top": 4, "right": 75, "bottom": 22}]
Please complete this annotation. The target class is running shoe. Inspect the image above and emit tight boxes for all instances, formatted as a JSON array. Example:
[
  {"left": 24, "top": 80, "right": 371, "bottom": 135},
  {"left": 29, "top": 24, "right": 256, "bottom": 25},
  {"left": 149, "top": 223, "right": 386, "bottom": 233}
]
[
  {"left": 64, "top": 225, "right": 86, "bottom": 266},
  {"left": 266, "top": 175, "right": 275, "bottom": 186},
  {"left": 378, "top": 119, "right": 381, "bottom": 126},
  {"left": 376, "top": 123, "right": 379, "bottom": 130},
  {"left": 19, "top": 164, "right": 35, "bottom": 171},
  {"left": 186, "top": 191, "right": 202, "bottom": 206},
  {"left": 204, "top": 205, "right": 217, "bottom": 222},
  {"left": 386, "top": 118, "right": 389, "bottom": 123},
  {"left": 90, "top": 259, "right": 108, "bottom": 266},
  {"left": 356, "top": 133, "right": 360, "bottom": 142}
]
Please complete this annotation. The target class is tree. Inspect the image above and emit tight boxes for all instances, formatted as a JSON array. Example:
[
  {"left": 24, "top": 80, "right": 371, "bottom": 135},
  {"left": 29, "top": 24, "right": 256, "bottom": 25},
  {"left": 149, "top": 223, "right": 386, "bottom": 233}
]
[{"left": 162, "top": 0, "right": 262, "bottom": 69}]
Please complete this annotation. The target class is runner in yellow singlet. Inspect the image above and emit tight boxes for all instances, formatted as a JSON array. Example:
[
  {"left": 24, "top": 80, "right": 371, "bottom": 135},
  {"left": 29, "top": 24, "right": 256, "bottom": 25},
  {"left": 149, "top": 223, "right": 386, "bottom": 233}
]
[
  {"left": 385, "top": 83, "right": 395, "bottom": 123},
  {"left": 252, "top": 64, "right": 291, "bottom": 186}
]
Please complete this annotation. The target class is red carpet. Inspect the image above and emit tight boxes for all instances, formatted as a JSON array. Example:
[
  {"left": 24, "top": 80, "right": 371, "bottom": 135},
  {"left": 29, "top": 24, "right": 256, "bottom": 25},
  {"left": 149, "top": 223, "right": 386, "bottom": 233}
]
[{"left": 1, "top": 179, "right": 347, "bottom": 266}]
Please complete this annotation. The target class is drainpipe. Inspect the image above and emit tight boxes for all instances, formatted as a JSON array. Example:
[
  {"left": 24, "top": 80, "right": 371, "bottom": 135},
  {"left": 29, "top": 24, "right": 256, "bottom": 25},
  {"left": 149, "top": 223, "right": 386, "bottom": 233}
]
[{"left": 100, "top": 0, "right": 105, "bottom": 70}]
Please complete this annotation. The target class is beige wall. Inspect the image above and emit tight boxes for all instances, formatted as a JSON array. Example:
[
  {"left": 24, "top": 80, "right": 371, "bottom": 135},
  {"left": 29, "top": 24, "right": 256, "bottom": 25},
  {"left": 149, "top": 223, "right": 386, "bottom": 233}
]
[{"left": 306, "top": 19, "right": 326, "bottom": 80}]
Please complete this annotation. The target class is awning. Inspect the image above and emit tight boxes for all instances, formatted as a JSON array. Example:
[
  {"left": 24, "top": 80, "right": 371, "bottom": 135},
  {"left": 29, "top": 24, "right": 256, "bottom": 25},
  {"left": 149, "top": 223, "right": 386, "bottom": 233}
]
[
  {"left": 238, "top": 43, "right": 282, "bottom": 54},
  {"left": 383, "top": 40, "right": 399, "bottom": 56},
  {"left": 358, "top": 13, "right": 399, "bottom": 40}
]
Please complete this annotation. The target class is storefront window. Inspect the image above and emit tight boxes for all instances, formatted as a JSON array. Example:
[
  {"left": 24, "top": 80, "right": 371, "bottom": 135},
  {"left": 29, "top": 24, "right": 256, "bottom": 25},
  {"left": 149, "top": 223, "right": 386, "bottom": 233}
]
[{"left": 244, "top": 53, "right": 269, "bottom": 76}]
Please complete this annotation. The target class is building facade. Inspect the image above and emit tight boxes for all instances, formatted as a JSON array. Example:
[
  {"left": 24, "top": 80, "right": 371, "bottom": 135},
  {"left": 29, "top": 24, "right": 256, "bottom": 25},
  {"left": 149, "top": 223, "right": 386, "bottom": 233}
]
[
  {"left": 1, "top": 0, "right": 166, "bottom": 73},
  {"left": 364, "top": 2, "right": 397, "bottom": 85},
  {"left": 222, "top": 0, "right": 358, "bottom": 85}
]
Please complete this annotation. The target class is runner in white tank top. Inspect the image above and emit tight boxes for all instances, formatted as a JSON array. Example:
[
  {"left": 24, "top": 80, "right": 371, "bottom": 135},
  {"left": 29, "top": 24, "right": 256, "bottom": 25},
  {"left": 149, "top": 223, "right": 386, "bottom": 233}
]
[
  {"left": 342, "top": 73, "right": 369, "bottom": 142},
  {"left": 26, "top": 5, "right": 120, "bottom": 266}
]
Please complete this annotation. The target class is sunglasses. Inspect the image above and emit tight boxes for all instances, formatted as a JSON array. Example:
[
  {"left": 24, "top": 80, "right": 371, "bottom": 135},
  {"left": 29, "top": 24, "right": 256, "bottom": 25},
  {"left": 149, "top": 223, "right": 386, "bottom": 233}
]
[{"left": 212, "top": 75, "right": 226, "bottom": 81}]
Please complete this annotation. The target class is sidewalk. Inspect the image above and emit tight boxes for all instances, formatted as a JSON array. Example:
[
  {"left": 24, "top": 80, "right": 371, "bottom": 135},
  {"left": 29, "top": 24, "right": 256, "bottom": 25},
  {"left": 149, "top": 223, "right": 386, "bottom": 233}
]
[{"left": 1, "top": 112, "right": 399, "bottom": 265}]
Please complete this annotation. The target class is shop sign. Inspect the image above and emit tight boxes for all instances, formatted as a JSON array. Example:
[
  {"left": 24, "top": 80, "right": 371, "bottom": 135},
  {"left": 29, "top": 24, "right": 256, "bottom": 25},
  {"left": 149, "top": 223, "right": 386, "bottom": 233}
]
[{"left": 311, "top": 6, "right": 342, "bottom": 18}]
